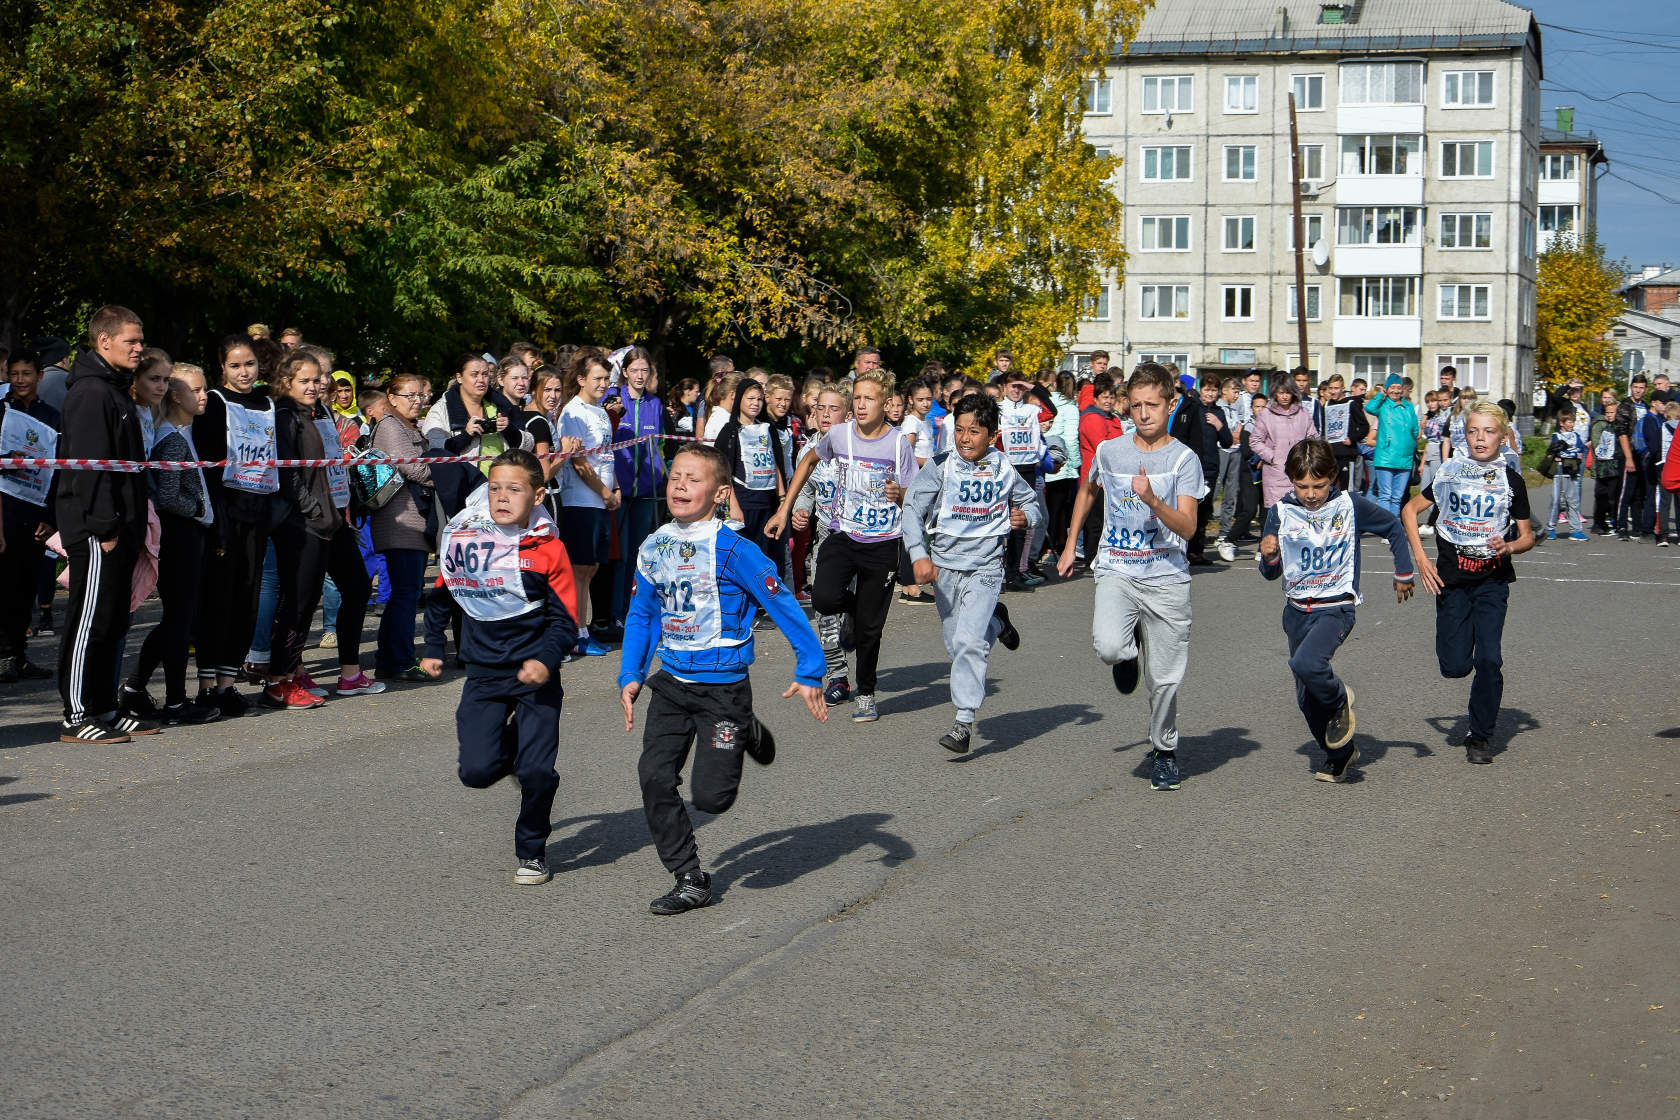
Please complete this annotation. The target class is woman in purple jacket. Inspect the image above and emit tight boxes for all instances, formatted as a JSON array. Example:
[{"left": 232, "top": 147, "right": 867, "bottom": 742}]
[
  {"left": 607, "top": 347, "right": 666, "bottom": 631},
  {"left": 1249, "top": 378, "right": 1319, "bottom": 512}
]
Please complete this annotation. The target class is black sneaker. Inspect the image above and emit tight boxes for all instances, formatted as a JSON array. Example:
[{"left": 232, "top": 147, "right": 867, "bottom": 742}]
[
  {"left": 1112, "top": 657, "right": 1139, "bottom": 695},
  {"left": 1465, "top": 735, "right": 1494, "bottom": 765},
  {"left": 744, "top": 719, "right": 776, "bottom": 766},
  {"left": 823, "top": 676, "right": 852, "bottom": 705},
  {"left": 204, "top": 687, "right": 249, "bottom": 719},
  {"left": 111, "top": 713, "right": 162, "bottom": 737},
  {"left": 0, "top": 657, "right": 18, "bottom": 684},
  {"left": 59, "top": 718, "right": 131, "bottom": 744},
  {"left": 119, "top": 683, "right": 160, "bottom": 718},
  {"left": 514, "top": 857, "right": 552, "bottom": 886},
  {"left": 1151, "top": 751, "right": 1182, "bottom": 790},
  {"left": 1315, "top": 744, "right": 1361, "bottom": 783},
  {"left": 992, "top": 603, "right": 1019, "bottom": 651},
  {"left": 591, "top": 621, "right": 625, "bottom": 644},
  {"left": 34, "top": 609, "right": 54, "bottom": 637},
  {"left": 751, "top": 613, "right": 777, "bottom": 632},
  {"left": 938, "top": 721, "right": 973, "bottom": 754},
  {"left": 161, "top": 700, "right": 224, "bottom": 726},
  {"left": 16, "top": 659, "right": 52, "bottom": 681},
  {"left": 649, "top": 870, "right": 713, "bottom": 915},
  {"left": 1325, "top": 686, "right": 1356, "bottom": 749}
]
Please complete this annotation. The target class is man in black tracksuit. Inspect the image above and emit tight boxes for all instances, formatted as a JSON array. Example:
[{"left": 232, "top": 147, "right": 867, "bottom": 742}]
[
  {"left": 1165, "top": 374, "right": 1217, "bottom": 564},
  {"left": 54, "top": 306, "right": 151, "bottom": 742}
]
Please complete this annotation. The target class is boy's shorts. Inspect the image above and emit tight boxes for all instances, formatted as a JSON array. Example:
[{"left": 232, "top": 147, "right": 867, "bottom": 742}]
[{"left": 561, "top": 507, "right": 610, "bottom": 565}]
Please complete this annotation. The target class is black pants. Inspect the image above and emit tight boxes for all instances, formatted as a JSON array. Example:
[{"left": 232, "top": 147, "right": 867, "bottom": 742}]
[
  {"left": 323, "top": 523, "right": 372, "bottom": 672},
  {"left": 1282, "top": 603, "right": 1355, "bottom": 755},
  {"left": 1079, "top": 494, "right": 1104, "bottom": 560},
  {"left": 1592, "top": 473, "right": 1622, "bottom": 533},
  {"left": 457, "top": 673, "right": 562, "bottom": 861},
  {"left": 810, "top": 532, "right": 897, "bottom": 694},
  {"left": 0, "top": 512, "right": 48, "bottom": 660},
  {"left": 1005, "top": 463, "right": 1040, "bottom": 575},
  {"left": 1230, "top": 464, "right": 1262, "bottom": 539},
  {"left": 1189, "top": 492, "right": 1214, "bottom": 557},
  {"left": 269, "top": 522, "right": 332, "bottom": 679},
  {"left": 198, "top": 515, "right": 269, "bottom": 679},
  {"left": 636, "top": 671, "right": 758, "bottom": 877},
  {"left": 1436, "top": 581, "right": 1508, "bottom": 741},
  {"left": 58, "top": 533, "right": 138, "bottom": 724},
  {"left": 1045, "top": 478, "right": 1078, "bottom": 555},
  {"left": 1617, "top": 468, "right": 1648, "bottom": 535},
  {"left": 130, "top": 515, "right": 209, "bottom": 705}
]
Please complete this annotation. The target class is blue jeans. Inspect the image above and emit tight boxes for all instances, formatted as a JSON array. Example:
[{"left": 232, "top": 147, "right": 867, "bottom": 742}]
[
  {"left": 613, "top": 497, "right": 660, "bottom": 625},
  {"left": 245, "top": 541, "right": 281, "bottom": 663},
  {"left": 1369, "top": 467, "right": 1410, "bottom": 516},
  {"left": 322, "top": 576, "right": 341, "bottom": 630},
  {"left": 376, "top": 548, "right": 428, "bottom": 676},
  {"left": 1436, "top": 581, "right": 1509, "bottom": 741},
  {"left": 1281, "top": 603, "right": 1355, "bottom": 754}
]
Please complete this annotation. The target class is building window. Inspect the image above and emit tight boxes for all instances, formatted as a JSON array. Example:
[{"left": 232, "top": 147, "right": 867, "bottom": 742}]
[
  {"left": 1539, "top": 205, "right": 1576, "bottom": 233},
  {"left": 1438, "top": 284, "right": 1492, "bottom": 321},
  {"left": 1223, "top": 145, "right": 1257, "bottom": 181},
  {"left": 1140, "top": 284, "right": 1191, "bottom": 320},
  {"left": 1141, "top": 145, "right": 1194, "bottom": 181},
  {"left": 1436, "top": 353, "right": 1490, "bottom": 391},
  {"left": 1138, "top": 351, "right": 1190, "bottom": 370},
  {"left": 1223, "top": 215, "right": 1256, "bottom": 251},
  {"left": 1083, "top": 77, "right": 1113, "bottom": 115},
  {"left": 1336, "top": 206, "right": 1421, "bottom": 246},
  {"left": 1142, "top": 75, "right": 1194, "bottom": 114},
  {"left": 1220, "top": 348, "right": 1257, "bottom": 364},
  {"left": 1222, "top": 285, "right": 1255, "bottom": 321},
  {"left": 1340, "top": 134, "right": 1422, "bottom": 176},
  {"left": 1339, "top": 277, "right": 1419, "bottom": 317},
  {"left": 1353, "top": 354, "right": 1407, "bottom": 381},
  {"left": 1288, "top": 213, "right": 1325, "bottom": 251},
  {"left": 1287, "top": 284, "right": 1323, "bottom": 322},
  {"left": 1439, "top": 212, "right": 1492, "bottom": 249},
  {"left": 1297, "top": 143, "right": 1326, "bottom": 182},
  {"left": 1521, "top": 214, "right": 1536, "bottom": 261},
  {"left": 1440, "top": 140, "right": 1494, "bottom": 178},
  {"left": 1540, "top": 153, "right": 1578, "bottom": 181},
  {"left": 1225, "top": 75, "right": 1258, "bottom": 113},
  {"left": 1290, "top": 73, "right": 1324, "bottom": 110},
  {"left": 1140, "top": 215, "right": 1192, "bottom": 251},
  {"left": 1288, "top": 352, "right": 1325, "bottom": 375},
  {"left": 1084, "top": 284, "right": 1111, "bottom": 321},
  {"left": 1339, "top": 61, "right": 1424, "bottom": 106},
  {"left": 1442, "top": 70, "right": 1495, "bottom": 108}
]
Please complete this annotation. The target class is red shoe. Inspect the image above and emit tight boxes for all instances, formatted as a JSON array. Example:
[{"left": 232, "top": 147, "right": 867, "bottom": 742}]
[{"left": 261, "top": 680, "right": 325, "bottom": 710}]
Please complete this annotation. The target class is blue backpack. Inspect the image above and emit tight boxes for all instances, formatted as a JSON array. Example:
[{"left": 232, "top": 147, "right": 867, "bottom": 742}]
[{"left": 1632, "top": 407, "right": 1649, "bottom": 457}]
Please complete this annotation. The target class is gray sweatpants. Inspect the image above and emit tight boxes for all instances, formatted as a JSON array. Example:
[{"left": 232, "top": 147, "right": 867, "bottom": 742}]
[
  {"left": 1091, "top": 571, "right": 1191, "bottom": 754},
  {"left": 933, "top": 564, "right": 1005, "bottom": 724}
]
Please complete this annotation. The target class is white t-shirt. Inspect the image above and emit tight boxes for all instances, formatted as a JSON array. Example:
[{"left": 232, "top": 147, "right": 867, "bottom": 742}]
[
  {"left": 902, "top": 413, "right": 934, "bottom": 460},
  {"left": 559, "top": 397, "right": 615, "bottom": 508},
  {"left": 1091, "top": 436, "right": 1206, "bottom": 584},
  {"left": 703, "top": 406, "right": 731, "bottom": 443}
]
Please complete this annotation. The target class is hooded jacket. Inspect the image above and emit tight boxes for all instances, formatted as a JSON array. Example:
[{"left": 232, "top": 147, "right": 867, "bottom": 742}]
[
  {"left": 1249, "top": 396, "right": 1319, "bottom": 508},
  {"left": 54, "top": 350, "right": 148, "bottom": 543}
]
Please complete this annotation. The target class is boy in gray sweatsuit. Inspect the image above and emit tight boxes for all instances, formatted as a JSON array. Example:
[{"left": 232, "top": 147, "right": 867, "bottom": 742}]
[{"left": 902, "top": 393, "right": 1039, "bottom": 754}]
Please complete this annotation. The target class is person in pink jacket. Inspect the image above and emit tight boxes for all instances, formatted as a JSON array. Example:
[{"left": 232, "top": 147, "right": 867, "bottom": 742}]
[{"left": 1249, "top": 377, "right": 1319, "bottom": 510}]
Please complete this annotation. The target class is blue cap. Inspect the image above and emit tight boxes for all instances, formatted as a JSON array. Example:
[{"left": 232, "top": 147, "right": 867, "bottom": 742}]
[
  {"left": 1178, "top": 373, "right": 1196, "bottom": 391},
  {"left": 1384, "top": 373, "right": 1403, "bottom": 389}
]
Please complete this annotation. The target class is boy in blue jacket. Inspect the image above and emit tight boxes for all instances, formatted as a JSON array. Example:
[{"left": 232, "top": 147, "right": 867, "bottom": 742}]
[
  {"left": 620, "top": 444, "right": 828, "bottom": 915},
  {"left": 1259, "top": 439, "right": 1415, "bottom": 784}
]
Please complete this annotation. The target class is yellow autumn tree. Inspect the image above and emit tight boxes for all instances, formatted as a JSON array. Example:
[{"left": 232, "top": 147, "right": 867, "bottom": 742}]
[{"left": 1536, "top": 231, "right": 1625, "bottom": 394}]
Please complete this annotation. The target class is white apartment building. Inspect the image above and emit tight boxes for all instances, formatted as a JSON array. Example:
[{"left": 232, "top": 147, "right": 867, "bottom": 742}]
[
  {"left": 1536, "top": 116, "right": 1606, "bottom": 252},
  {"left": 1074, "top": 0, "right": 1543, "bottom": 411}
]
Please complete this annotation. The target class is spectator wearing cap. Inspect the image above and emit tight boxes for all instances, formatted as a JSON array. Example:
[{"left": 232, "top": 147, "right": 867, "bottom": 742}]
[
  {"left": 1364, "top": 372, "right": 1420, "bottom": 515},
  {"left": 32, "top": 336, "right": 73, "bottom": 411}
]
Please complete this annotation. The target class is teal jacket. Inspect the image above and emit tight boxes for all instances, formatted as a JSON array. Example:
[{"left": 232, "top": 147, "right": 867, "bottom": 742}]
[{"left": 1363, "top": 395, "right": 1420, "bottom": 471}]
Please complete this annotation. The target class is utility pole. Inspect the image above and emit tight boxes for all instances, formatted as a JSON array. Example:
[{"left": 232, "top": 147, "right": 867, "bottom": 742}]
[{"left": 1288, "top": 92, "right": 1311, "bottom": 381}]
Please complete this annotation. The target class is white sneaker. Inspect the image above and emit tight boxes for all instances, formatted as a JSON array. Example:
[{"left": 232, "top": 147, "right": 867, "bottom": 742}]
[
  {"left": 1418, "top": 524, "right": 1435, "bottom": 536},
  {"left": 1215, "top": 538, "right": 1236, "bottom": 562}
]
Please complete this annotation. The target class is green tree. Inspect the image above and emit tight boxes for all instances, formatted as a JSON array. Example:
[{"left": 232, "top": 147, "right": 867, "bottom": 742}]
[{"left": 1536, "top": 231, "right": 1624, "bottom": 395}]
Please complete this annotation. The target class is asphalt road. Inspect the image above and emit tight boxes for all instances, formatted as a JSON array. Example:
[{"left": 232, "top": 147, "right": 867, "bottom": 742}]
[{"left": 2, "top": 494, "right": 1675, "bottom": 1119}]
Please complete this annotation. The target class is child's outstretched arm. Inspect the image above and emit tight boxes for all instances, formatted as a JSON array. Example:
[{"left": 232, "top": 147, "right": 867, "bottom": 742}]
[
  {"left": 1351, "top": 492, "right": 1415, "bottom": 602},
  {"left": 734, "top": 548, "right": 828, "bottom": 723},
  {"left": 900, "top": 468, "right": 942, "bottom": 585},
  {"left": 1401, "top": 492, "right": 1440, "bottom": 595},
  {"left": 1256, "top": 504, "right": 1283, "bottom": 581},
  {"left": 616, "top": 572, "right": 665, "bottom": 730}
]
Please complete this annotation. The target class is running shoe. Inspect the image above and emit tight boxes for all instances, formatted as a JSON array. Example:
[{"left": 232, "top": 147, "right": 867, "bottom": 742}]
[
  {"left": 992, "top": 602, "right": 1019, "bottom": 651},
  {"left": 335, "top": 672, "right": 387, "bottom": 696},
  {"left": 202, "top": 687, "right": 249, "bottom": 719},
  {"left": 319, "top": 631, "right": 338, "bottom": 649},
  {"left": 514, "top": 857, "right": 552, "bottom": 886},
  {"left": 293, "top": 671, "right": 329, "bottom": 699},
  {"left": 1464, "top": 734, "right": 1494, "bottom": 765},
  {"left": 898, "top": 590, "right": 933, "bottom": 604},
  {"left": 590, "top": 621, "right": 625, "bottom": 644},
  {"left": 389, "top": 664, "right": 434, "bottom": 683},
  {"left": 938, "top": 721, "right": 973, "bottom": 754},
  {"left": 649, "top": 870, "right": 713, "bottom": 915},
  {"left": 261, "top": 680, "right": 324, "bottom": 710},
  {"left": 0, "top": 657, "right": 52, "bottom": 683},
  {"left": 1418, "top": 524, "right": 1434, "bottom": 537},
  {"left": 1150, "top": 751, "right": 1182, "bottom": 791},
  {"left": 1325, "top": 685, "right": 1356, "bottom": 749},
  {"left": 1315, "top": 745, "right": 1360, "bottom": 784},
  {"left": 572, "top": 637, "right": 611, "bottom": 657},
  {"left": 795, "top": 590, "right": 812, "bottom": 606},
  {"left": 851, "top": 693, "right": 879, "bottom": 722},
  {"left": 752, "top": 613, "right": 777, "bottom": 632},
  {"left": 1112, "top": 657, "right": 1140, "bottom": 695},
  {"left": 34, "top": 609, "right": 54, "bottom": 637},
  {"left": 1659, "top": 538, "right": 1672, "bottom": 548},
  {"left": 1569, "top": 532, "right": 1590, "bottom": 541},
  {"left": 744, "top": 719, "right": 776, "bottom": 766},
  {"left": 110, "top": 713, "right": 162, "bottom": 737},
  {"left": 241, "top": 661, "right": 269, "bottom": 685},
  {"left": 823, "top": 677, "right": 852, "bottom": 705},
  {"left": 1545, "top": 529, "right": 1556, "bottom": 541},
  {"left": 161, "top": 700, "right": 223, "bottom": 726},
  {"left": 59, "top": 718, "right": 130, "bottom": 744},
  {"left": 118, "top": 682, "right": 160, "bottom": 718},
  {"left": 1020, "top": 566, "right": 1046, "bottom": 588},
  {"left": 1215, "top": 538, "right": 1236, "bottom": 562}
]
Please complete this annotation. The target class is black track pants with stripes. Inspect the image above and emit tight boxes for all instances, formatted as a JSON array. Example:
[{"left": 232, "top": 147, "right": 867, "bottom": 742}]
[{"left": 58, "top": 534, "right": 138, "bottom": 725}]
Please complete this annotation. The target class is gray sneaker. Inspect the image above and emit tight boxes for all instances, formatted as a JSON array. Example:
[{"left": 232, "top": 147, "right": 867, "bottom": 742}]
[
  {"left": 851, "top": 693, "right": 879, "bottom": 723},
  {"left": 1325, "top": 686, "right": 1356, "bottom": 749},
  {"left": 938, "top": 721, "right": 973, "bottom": 753}
]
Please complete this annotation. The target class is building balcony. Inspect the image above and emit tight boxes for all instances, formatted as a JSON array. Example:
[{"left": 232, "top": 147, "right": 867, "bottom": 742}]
[
  {"left": 1538, "top": 180, "right": 1582, "bottom": 206},
  {"left": 1336, "top": 104, "right": 1425, "bottom": 136},
  {"left": 1332, "top": 316, "right": 1422, "bottom": 350},
  {"left": 1333, "top": 174, "right": 1425, "bottom": 207},
  {"left": 1332, "top": 245, "right": 1423, "bottom": 277}
]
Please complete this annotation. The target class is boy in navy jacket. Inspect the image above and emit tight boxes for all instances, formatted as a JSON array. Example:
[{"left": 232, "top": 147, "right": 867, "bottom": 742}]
[
  {"left": 421, "top": 450, "right": 579, "bottom": 886},
  {"left": 620, "top": 444, "right": 828, "bottom": 915}
]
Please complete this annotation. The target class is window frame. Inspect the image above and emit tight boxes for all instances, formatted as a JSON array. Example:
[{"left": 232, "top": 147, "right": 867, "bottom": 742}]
[
  {"left": 1139, "top": 215, "right": 1193, "bottom": 252},
  {"left": 1290, "top": 72, "right": 1325, "bottom": 111},
  {"left": 1221, "top": 284, "right": 1256, "bottom": 322},
  {"left": 1439, "top": 140, "right": 1495, "bottom": 179},
  {"left": 1288, "top": 212, "right": 1325, "bottom": 251},
  {"left": 1335, "top": 206, "right": 1422, "bottom": 247},
  {"left": 1224, "top": 74, "right": 1259, "bottom": 114},
  {"left": 1083, "top": 77, "right": 1113, "bottom": 116},
  {"left": 1437, "top": 283, "right": 1492, "bottom": 322},
  {"left": 1222, "top": 215, "right": 1257, "bottom": 253},
  {"left": 1340, "top": 133, "right": 1424, "bottom": 177},
  {"left": 1538, "top": 204, "right": 1577, "bottom": 233},
  {"left": 1296, "top": 143, "right": 1326, "bottom": 182},
  {"left": 1223, "top": 144, "right": 1258, "bottom": 182},
  {"left": 1140, "top": 144, "right": 1195, "bottom": 183},
  {"left": 1441, "top": 69, "right": 1496, "bottom": 109},
  {"left": 1435, "top": 353, "right": 1490, "bottom": 392},
  {"left": 1339, "top": 61, "right": 1425, "bottom": 106},
  {"left": 1084, "top": 284, "right": 1112, "bottom": 321},
  {"left": 1539, "top": 153, "right": 1578, "bottom": 181},
  {"left": 1438, "top": 211, "right": 1493, "bottom": 250},
  {"left": 1287, "top": 284, "right": 1323, "bottom": 323},
  {"left": 1141, "top": 75, "right": 1194, "bottom": 115},
  {"left": 1352, "top": 354, "right": 1408, "bottom": 381},
  {"left": 1338, "top": 276, "right": 1421, "bottom": 318},
  {"left": 1139, "top": 284, "right": 1192, "bottom": 321}
]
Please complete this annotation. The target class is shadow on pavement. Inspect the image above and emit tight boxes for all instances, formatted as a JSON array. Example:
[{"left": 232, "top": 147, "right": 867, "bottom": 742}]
[
  {"left": 1291, "top": 731, "right": 1432, "bottom": 782},
  {"left": 1117, "top": 725, "right": 1263, "bottom": 779},
  {"left": 710, "top": 811, "right": 914, "bottom": 891},
  {"left": 0, "top": 774, "right": 53, "bottom": 807},
  {"left": 546, "top": 808, "right": 659, "bottom": 872},
  {"left": 1424, "top": 706, "right": 1541, "bottom": 759},
  {"left": 952, "top": 702, "right": 1104, "bottom": 763},
  {"left": 0, "top": 721, "right": 65, "bottom": 750}
]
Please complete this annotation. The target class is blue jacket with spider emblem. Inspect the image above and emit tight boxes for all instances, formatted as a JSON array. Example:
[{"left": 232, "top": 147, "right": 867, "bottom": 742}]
[{"left": 618, "top": 517, "right": 825, "bottom": 689}]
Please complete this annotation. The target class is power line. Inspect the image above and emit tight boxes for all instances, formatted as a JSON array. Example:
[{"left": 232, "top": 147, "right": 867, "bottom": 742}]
[
  {"left": 1539, "top": 22, "right": 1680, "bottom": 51},
  {"left": 1605, "top": 172, "right": 1680, "bottom": 208},
  {"left": 1541, "top": 81, "right": 1680, "bottom": 113}
]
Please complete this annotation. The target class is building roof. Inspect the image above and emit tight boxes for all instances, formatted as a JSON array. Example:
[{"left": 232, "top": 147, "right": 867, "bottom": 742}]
[
  {"left": 1539, "top": 128, "right": 1606, "bottom": 158},
  {"left": 1119, "top": 0, "right": 1541, "bottom": 66},
  {"left": 1625, "top": 268, "right": 1680, "bottom": 290},
  {"left": 1615, "top": 310, "right": 1680, "bottom": 340}
]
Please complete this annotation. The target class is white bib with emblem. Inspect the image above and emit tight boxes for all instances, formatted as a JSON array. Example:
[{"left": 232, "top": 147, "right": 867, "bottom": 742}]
[
  {"left": 831, "top": 425, "right": 906, "bottom": 540},
  {"left": 799, "top": 444, "right": 839, "bottom": 522},
  {"left": 314, "top": 417, "right": 351, "bottom": 509},
  {"left": 221, "top": 395, "right": 279, "bottom": 494},
  {"left": 934, "top": 452, "right": 1014, "bottom": 542},
  {"left": 738, "top": 423, "right": 777, "bottom": 491},
  {"left": 440, "top": 515, "right": 536, "bottom": 623},
  {"left": 1278, "top": 492, "right": 1359, "bottom": 602},
  {"left": 1000, "top": 399, "right": 1041, "bottom": 464},
  {"left": 1433, "top": 457, "right": 1511, "bottom": 558},
  {"left": 637, "top": 520, "right": 728, "bottom": 652},
  {"left": 0, "top": 407, "right": 56, "bottom": 507},
  {"left": 1094, "top": 443, "right": 1193, "bottom": 580},
  {"left": 1594, "top": 427, "right": 1616, "bottom": 461}
]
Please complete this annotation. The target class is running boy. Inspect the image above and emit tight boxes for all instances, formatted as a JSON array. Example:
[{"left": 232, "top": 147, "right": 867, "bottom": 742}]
[
  {"left": 420, "top": 449, "right": 579, "bottom": 886},
  {"left": 901, "top": 394, "right": 1037, "bottom": 754},
  {"left": 1056, "top": 363, "right": 1206, "bottom": 791},
  {"left": 1259, "top": 439, "right": 1414, "bottom": 783},
  {"left": 1402, "top": 400, "right": 1535, "bottom": 764},
  {"left": 620, "top": 444, "right": 828, "bottom": 915}
]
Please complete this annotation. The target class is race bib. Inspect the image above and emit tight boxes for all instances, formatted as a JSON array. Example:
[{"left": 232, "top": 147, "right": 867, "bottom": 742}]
[
  {"left": 637, "top": 522, "right": 725, "bottom": 651},
  {"left": 1595, "top": 429, "right": 1616, "bottom": 460},
  {"left": 739, "top": 424, "right": 777, "bottom": 490},
  {"left": 934, "top": 454, "right": 1013, "bottom": 542},
  {"left": 838, "top": 459, "right": 900, "bottom": 537},
  {"left": 440, "top": 515, "right": 536, "bottom": 623},
  {"left": 1001, "top": 402, "right": 1040, "bottom": 464},
  {"left": 1324, "top": 402, "right": 1350, "bottom": 443},
  {"left": 222, "top": 398, "right": 279, "bottom": 494},
  {"left": 1278, "top": 492, "right": 1358, "bottom": 602},
  {"left": 1094, "top": 446, "right": 1192, "bottom": 580},
  {"left": 0, "top": 407, "right": 56, "bottom": 507},
  {"left": 1434, "top": 458, "right": 1511, "bottom": 558},
  {"left": 314, "top": 417, "right": 351, "bottom": 510}
]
